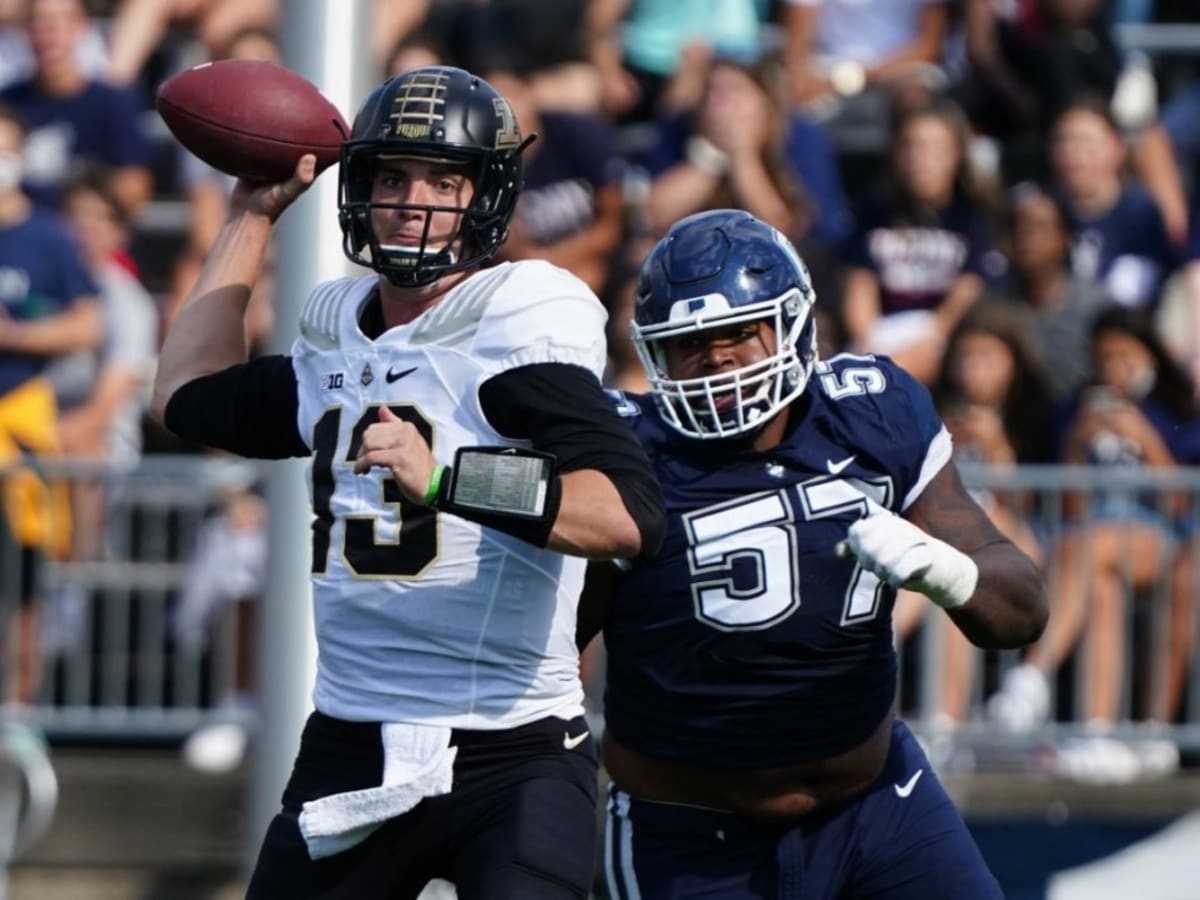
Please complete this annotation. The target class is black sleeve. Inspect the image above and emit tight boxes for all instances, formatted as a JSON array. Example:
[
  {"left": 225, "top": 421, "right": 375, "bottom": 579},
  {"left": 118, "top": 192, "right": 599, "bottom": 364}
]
[
  {"left": 163, "top": 354, "right": 309, "bottom": 459},
  {"left": 479, "top": 363, "right": 666, "bottom": 558}
]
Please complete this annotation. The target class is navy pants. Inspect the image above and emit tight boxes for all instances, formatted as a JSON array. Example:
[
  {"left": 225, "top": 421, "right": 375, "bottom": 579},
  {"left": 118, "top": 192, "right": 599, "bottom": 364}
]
[
  {"left": 603, "top": 721, "right": 1002, "bottom": 899},
  {"left": 246, "top": 711, "right": 599, "bottom": 900}
]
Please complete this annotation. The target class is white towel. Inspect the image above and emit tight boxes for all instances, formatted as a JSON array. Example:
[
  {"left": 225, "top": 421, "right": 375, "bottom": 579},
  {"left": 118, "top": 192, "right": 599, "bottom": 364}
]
[{"left": 298, "top": 722, "right": 458, "bottom": 859}]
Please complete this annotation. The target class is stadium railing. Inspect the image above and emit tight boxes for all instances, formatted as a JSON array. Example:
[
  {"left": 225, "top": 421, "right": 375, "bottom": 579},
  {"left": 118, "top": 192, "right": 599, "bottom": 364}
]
[{"left": 0, "top": 458, "right": 1197, "bottom": 761}]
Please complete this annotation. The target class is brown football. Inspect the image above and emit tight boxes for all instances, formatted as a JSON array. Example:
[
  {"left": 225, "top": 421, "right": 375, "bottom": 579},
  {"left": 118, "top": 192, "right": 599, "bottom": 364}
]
[{"left": 156, "top": 59, "right": 349, "bottom": 181}]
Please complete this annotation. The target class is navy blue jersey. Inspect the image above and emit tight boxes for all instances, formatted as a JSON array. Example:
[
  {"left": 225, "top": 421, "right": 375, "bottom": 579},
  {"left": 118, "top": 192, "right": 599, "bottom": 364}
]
[{"left": 603, "top": 354, "right": 951, "bottom": 768}]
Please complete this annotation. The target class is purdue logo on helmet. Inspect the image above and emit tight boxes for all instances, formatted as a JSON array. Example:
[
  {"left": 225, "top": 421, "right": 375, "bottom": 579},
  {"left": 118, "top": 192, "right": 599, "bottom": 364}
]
[{"left": 337, "top": 66, "right": 534, "bottom": 287}]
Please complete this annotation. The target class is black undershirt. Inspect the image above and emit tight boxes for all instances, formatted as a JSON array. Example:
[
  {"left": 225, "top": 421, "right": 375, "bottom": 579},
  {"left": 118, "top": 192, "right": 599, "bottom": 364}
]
[{"left": 163, "top": 356, "right": 665, "bottom": 555}]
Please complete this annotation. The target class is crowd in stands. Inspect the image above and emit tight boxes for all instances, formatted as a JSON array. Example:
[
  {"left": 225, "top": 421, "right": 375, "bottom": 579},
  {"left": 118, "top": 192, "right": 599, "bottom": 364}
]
[{"left": 2, "top": 0, "right": 1200, "bottom": 779}]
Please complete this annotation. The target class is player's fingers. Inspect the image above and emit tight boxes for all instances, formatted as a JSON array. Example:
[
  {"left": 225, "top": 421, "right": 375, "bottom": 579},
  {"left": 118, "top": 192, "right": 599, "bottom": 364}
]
[
  {"left": 378, "top": 405, "right": 401, "bottom": 422},
  {"left": 353, "top": 449, "right": 396, "bottom": 475},
  {"left": 295, "top": 153, "right": 317, "bottom": 184}
]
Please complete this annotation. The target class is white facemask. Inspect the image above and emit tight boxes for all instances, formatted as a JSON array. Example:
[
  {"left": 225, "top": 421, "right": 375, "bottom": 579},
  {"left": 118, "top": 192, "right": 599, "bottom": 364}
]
[{"left": 0, "top": 151, "right": 23, "bottom": 193}]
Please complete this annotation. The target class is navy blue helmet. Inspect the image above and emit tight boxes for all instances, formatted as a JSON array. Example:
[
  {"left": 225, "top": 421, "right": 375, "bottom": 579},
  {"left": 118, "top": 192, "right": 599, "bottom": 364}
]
[
  {"left": 338, "top": 66, "right": 532, "bottom": 287},
  {"left": 632, "top": 209, "right": 818, "bottom": 439}
]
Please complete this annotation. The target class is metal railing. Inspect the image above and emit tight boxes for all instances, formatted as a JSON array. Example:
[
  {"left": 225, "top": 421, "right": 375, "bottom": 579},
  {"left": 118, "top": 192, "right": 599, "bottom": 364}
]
[
  {"left": 1, "top": 455, "right": 261, "bottom": 740},
  {"left": 1, "top": 457, "right": 1198, "bottom": 756}
]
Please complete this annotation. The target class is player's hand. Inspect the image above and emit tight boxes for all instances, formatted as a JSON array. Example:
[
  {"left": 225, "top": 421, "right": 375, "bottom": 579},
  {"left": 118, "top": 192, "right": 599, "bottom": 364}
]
[
  {"left": 231, "top": 153, "right": 317, "bottom": 223},
  {"left": 837, "top": 501, "right": 978, "bottom": 610},
  {"left": 353, "top": 406, "right": 437, "bottom": 504}
]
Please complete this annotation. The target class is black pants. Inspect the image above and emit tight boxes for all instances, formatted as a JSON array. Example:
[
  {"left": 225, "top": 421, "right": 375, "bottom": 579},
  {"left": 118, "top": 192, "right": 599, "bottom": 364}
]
[{"left": 245, "top": 711, "right": 599, "bottom": 900}]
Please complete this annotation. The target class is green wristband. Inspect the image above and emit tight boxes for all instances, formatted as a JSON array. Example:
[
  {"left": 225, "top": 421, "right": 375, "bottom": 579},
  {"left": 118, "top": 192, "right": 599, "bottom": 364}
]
[{"left": 423, "top": 464, "right": 446, "bottom": 507}]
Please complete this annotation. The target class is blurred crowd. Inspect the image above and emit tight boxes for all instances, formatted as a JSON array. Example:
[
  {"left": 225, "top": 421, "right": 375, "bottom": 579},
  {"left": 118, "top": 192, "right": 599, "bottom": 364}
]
[{"left": 2, "top": 0, "right": 1200, "bottom": 779}]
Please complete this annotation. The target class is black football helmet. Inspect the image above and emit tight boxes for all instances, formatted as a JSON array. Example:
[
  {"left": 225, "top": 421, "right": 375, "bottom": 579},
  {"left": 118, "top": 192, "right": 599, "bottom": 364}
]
[
  {"left": 338, "top": 66, "right": 532, "bottom": 287},
  {"left": 632, "top": 209, "right": 818, "bottom": 439}
]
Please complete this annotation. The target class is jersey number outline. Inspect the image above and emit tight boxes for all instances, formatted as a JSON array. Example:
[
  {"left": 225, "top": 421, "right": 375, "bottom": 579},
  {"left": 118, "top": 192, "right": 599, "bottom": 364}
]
[
  {"left": 684, "top": 476, "right": 894, "bottom": 631},
  {"left": 311, "top": 404, "right": 437, "bottom": 578}
]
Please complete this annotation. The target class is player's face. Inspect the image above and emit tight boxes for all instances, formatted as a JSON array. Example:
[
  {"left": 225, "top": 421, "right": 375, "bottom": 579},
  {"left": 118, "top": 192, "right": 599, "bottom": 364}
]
[
  {"left": 663, "top": 319, "right": 778, "bottom": 389},
  {"left": 368, "top": 158, "right": 475, "bottom": 257}
]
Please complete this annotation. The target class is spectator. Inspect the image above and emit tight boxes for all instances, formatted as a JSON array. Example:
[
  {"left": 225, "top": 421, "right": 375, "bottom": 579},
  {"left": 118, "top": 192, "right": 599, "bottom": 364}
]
[
  {"left": 780, "top": 0, "right": 951, "bottom": 133},
  {"left": 0, "top": 0, "right": 155, "bottom": 213},
  {"left": 376, "top": 0, "right": 608, "bottom": 114},
  {"left": 0, "top": 0, "right": 108, "bottom": 91},
  {"left": 105, "top": 0, "right": 279, "bottom": 86},
  {"left": 383, "top": 30, "right": 448, "bottom": 80},
  {"left": 172, "top": 485, "right": 265, "bottom": 773},
  {"left": 957, "top": 0, "right": 1188, "bottom": 244},
  {"left": 990, "top": 306, "right": 1200, "bottom": 770},
  {"left": 896, "top": 299, "right": 1053, "bottom": 727},
  {"left": 0, "top": 101, "right": 100, "bottom": 705},
  {"left": 994, "top": 180, "right": 1114, "bottom": 404},
  {"left": 1176, "top": 187, "right": 1200, "bottom": 393},
  {"left": 164, "top": 25, "right": 280, "bottom": 343},
  {"left": 598, "top": 0, "right": 772, "bottom": 123},
  {"left": 483, "top": 62, "right": 626, "bottom": 296},
  {"left": 1049, "top": 95, "right": 1179, "bottom": 311},
  {"left": 642, "top": 50, "right": 849, "bottom": 248},
  {"left": 41, "top": 167, "right": 158, "bottom": 659},
  {"left": 840, "top": 95, "right": 998, "bottom": 385}
]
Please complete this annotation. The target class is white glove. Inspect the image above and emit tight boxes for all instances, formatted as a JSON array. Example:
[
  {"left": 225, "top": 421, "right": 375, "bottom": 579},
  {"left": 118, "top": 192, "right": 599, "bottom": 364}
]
[{"left": 839, "top": 501, "right": 978, "bottom": 610}]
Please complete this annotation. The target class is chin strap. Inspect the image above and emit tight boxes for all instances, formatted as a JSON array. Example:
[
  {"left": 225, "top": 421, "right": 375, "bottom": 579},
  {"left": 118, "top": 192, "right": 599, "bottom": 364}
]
[{"left": 838, "top": 500, "right": 979, "bottom": 610}]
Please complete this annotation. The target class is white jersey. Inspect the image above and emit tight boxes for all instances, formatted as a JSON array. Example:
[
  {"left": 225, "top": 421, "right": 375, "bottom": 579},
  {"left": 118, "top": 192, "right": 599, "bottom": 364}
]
[{"left": 290, "top": 260, "right": 608, "bottom": 729}]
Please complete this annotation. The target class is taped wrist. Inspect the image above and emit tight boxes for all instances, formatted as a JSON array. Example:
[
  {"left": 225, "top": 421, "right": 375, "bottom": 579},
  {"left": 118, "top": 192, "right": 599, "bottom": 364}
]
[
  {"left": 912, "top": 540, "right": 980, "bottom": 610},
  {"left": 431, "top": 446, "right": 562, "bottom": 547}
]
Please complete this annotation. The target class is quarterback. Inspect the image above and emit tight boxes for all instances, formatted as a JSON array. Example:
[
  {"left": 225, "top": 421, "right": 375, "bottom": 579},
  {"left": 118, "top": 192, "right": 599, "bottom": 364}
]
[
  {"left": 581, "top": 210, "right": 1047, "bottom": 899},
  {"left": 152, "top": 67, "right": 664, "bottom": 899}
]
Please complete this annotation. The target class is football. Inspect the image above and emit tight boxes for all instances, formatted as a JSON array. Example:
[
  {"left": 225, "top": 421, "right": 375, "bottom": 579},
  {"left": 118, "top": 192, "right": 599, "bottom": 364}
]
[{"left": 156, "top": 59, "right": 349, "bottom": 181}]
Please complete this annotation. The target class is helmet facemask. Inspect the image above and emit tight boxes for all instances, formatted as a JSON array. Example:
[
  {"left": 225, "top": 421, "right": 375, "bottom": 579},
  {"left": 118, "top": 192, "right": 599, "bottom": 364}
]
[
  {"left": 339, "top": 145, "right": 517, "bottom": 288},
  {"left": 633, "top": 288, "right": 818, "bottom": 440},
  {"left": 336, "top": 66, "right": 531, "bottom": 288}
]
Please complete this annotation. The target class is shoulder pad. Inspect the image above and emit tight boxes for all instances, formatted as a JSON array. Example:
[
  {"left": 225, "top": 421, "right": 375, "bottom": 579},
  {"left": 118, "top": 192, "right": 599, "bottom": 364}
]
[
  {"left": 604, "top": 388, "right": 642, "bottom": 418},
  {"left": 298, "top": 277, "right": 373, "bottom": 351},
  {"left": 408, "top": 265, "right": 517, "bottom": 346}
]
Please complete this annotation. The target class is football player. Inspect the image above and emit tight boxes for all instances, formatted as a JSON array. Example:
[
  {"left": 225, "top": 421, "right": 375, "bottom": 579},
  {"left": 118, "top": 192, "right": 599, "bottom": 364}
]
[
  {"left": 580, "top": 209, "right": 1047, "bottom": 899},
  {"left": 152, "top": 66, "right": 665, "bottom": 899}
]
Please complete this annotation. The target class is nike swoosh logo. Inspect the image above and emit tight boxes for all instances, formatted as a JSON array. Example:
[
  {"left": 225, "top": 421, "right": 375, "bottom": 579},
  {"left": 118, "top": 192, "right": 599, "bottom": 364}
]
[
  {"left": 894, "top": 768, "right": 923, "bottom": 798},
  {"left": 563, "top": 730, "right": 589, "bottom": 750},
  {"left": 826, "top": 454, "right": 856, "bottom": 475},
  {"left": 385, "top": 366, "right": 417, "bottom": 383}
]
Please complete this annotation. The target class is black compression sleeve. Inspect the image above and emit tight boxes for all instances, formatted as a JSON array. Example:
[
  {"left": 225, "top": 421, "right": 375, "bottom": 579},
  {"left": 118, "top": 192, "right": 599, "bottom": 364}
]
[
  {"left": 163, "top": 355, "right": 308, "bottom": 459},
  {"left": 479, "top": 363, "right": 666, "bottom": 558}
]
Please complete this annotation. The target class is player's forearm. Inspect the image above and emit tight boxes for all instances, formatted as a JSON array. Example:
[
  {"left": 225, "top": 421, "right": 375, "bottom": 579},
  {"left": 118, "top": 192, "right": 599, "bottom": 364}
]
[
  {"left": 548, "top": 469, "right": 643, "bottom": 559},
  {"left": 151, "top": 211, "right": 273, "bottom": 423},
  {"left": 948, "top": 542, "right": 1047, "bottom": 650}
]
